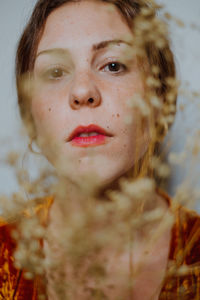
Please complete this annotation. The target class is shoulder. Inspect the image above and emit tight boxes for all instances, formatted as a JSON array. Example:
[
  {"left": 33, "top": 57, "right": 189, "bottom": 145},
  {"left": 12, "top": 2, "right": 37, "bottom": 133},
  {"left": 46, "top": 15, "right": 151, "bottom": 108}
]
[
  {"left": 0, "top": 196, "right": 53, "bottom": 298},
  {"left": 0, "top": 216, "right": 19, "bottom": 265},
  {"left": 156, "top": 188, "right": 200, "bottom": 263},
  {"left": 171, "top": 203, "right": 200, "bottom": 264},
  {"left": 0, "top": 195, "right": 53, "bottom": 250},
  {"left": 157, "top": 191, "right": 200, "bottom": 299},
  {"left": 160, "top": 200, "right": 200, "bottom": 299},
  {"left": 0, "top": 218, "right": 16, "bottom": 256},
  {"left": 0, "top": 220, "right": 19, "bottom": 295}
]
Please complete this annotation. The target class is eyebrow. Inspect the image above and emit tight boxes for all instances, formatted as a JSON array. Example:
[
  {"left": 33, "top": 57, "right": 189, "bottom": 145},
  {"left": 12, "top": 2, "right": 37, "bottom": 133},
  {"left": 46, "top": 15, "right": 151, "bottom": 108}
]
[
  {"left": 36, "top": 39, "right": 132, "bottom": 58},
  {"left": 92, "top": 39, "right": 132, "bottom": 51}
]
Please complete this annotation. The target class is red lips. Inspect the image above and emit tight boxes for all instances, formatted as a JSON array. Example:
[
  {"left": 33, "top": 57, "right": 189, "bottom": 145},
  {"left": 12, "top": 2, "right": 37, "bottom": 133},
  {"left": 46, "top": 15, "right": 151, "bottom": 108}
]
[{"left": 67, "top": 124, "right": 112, "bottom": 147}]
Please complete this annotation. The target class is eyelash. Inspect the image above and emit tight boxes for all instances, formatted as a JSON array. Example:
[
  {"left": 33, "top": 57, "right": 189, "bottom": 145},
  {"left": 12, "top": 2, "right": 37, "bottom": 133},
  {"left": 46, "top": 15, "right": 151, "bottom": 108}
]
[{"left": 101, "top": 61, "right": 127, "bottom": 74}]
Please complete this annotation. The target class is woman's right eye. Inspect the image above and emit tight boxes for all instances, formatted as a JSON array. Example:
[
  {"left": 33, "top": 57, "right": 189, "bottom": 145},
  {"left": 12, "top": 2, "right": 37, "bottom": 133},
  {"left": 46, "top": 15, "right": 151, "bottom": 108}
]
[
  {"left": 50, "top": 68, "right": 62, "bottom": 77},
  {"left": 42, "top": 67, "right": 67, "bottom": 80}
]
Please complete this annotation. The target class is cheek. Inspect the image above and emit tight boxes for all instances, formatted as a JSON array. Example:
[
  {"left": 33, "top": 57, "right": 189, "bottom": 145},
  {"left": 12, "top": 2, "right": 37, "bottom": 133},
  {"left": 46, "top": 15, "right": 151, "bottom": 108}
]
[
  {"left": 31, "top": 96, "right": 67, "bottom": 140},
  {"left": 31, "top": 88, "right": 52, "bottom": 124},
  {"left": 113, "top": 75, "right": 148, "bottom": 139},
  {"left": 31, "top": 100, "right": 47, "bottom": 124},
  {"left": 111, "top": 75, "right": 145, "bottom": 116},
  {"left": 113, "top": 107, "right": 150, "bottom": 164}
]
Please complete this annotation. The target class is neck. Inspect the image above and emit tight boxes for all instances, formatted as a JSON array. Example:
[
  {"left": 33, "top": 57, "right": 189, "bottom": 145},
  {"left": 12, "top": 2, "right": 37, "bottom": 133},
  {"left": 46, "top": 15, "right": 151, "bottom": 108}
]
[
  {"left": 44, "top": 174, "right": 172, "bottom": 300},
  {"left": 48, "top": 170, "right": 170, "bottom": 238}
]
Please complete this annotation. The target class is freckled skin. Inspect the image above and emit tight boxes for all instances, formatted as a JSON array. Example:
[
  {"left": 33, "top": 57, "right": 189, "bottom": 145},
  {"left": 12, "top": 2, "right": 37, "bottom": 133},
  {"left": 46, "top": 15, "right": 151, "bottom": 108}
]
[
  {"left": 32, "top": 0, "right": 151, "bottom": 188},
  {"left": 32, "top": 3, "right": 172, "bottom": 300}
]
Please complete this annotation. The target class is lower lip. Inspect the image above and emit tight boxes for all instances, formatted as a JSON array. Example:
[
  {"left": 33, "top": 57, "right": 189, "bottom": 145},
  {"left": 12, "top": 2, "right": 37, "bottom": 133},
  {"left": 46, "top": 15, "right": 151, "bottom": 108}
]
[{"left": 70, "top": 134, "right": 107, "bottom": 147}]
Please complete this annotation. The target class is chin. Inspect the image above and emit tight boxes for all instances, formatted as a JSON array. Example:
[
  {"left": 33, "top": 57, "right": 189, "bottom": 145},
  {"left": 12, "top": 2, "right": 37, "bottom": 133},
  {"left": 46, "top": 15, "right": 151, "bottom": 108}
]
[
  {"left": 46, "top": 146, "right": 135, "bottom": 193},
  {"left": 54, "top": 158, "right": 127, "bottom": 193}
]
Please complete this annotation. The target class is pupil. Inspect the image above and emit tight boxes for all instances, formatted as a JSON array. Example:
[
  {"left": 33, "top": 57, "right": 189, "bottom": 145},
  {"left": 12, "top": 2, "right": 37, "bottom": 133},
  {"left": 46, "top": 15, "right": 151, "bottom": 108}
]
[
  {"left": 53, "top": 69, "right": 62, "bottom": 77},
  {"left": 109, "top": 63, "right": 119, "bottom": 72}
]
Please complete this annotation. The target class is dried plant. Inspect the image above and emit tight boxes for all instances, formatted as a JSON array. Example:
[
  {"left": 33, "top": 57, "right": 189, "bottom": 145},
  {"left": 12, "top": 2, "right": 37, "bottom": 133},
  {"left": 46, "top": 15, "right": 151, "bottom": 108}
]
[{"left": 0, "top": 1, "right": 200, "bottom": 299}]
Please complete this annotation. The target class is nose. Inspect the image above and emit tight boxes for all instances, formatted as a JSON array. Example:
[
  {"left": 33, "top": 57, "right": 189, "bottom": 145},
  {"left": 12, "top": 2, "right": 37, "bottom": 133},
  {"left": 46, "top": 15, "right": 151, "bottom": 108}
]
[{"left": 69, "top": 72, "right": 101, "bottom": 110}]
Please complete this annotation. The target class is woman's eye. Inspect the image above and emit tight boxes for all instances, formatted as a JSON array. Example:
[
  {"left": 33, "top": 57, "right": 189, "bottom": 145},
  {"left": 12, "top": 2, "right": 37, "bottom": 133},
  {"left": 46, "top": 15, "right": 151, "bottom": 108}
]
[
  {"left": 102, "top": 62, "right": 127, "bottom": 74},
  {"left": 41, "top": 67, "right": 67, "bottom": 80},
  {"left": 49, "top": 68, "right": 65, "bottom": 79}
]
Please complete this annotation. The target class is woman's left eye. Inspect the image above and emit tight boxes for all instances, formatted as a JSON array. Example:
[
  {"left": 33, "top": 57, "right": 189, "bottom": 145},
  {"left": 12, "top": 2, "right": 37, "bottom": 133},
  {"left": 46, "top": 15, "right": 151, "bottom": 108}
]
[{"left": 102, "top": 62, "right": 127, "bottom": 74}]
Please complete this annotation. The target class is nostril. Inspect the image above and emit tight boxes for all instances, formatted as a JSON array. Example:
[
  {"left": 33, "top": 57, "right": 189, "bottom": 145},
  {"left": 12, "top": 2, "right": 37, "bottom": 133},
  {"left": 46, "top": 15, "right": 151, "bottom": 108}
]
[
  {"left": 88, "top": 98, "right": 94, "bottom": 103},
  {"left": 74, "top": 100, "right": 79, "bottom": 105}
]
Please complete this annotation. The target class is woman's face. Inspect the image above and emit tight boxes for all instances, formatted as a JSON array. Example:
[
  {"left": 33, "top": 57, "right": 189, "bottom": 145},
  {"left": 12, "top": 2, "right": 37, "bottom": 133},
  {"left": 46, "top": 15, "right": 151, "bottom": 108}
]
[{"left": 32, "top": 0, "right": 151, "bottom": 188}]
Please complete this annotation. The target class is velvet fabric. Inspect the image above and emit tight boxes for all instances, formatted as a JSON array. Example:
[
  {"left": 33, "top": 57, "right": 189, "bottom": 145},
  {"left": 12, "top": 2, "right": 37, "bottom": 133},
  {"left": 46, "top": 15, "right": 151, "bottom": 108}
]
[{"left": 0, "top": 192, "right": 200, "bottom": 299}]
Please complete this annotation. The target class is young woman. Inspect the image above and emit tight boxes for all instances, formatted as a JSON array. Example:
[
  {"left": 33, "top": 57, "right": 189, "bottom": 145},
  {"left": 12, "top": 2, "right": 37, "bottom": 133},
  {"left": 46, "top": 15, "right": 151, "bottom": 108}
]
[{"left": 0, "top": 0, "right": 200, "bottom": 299}]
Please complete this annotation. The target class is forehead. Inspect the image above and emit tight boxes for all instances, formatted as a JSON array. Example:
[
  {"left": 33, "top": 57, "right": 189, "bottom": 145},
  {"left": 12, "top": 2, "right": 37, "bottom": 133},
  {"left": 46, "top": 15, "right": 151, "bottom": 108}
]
[{"left": 37, "top": 0, "right": 133, "bottom": 53}]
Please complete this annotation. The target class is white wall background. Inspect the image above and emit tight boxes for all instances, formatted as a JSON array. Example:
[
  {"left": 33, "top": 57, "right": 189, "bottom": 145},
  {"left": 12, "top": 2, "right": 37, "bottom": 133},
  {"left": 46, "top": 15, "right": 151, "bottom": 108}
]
[{"left": 0, "top": 1, "right": 200, "bottom": 206}]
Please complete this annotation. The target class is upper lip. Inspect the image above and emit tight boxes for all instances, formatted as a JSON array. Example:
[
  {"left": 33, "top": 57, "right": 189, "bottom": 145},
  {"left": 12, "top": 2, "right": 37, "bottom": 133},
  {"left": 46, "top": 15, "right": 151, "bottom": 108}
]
[{"left": 67, "top": 124, "right": 112, "bottom": 142}]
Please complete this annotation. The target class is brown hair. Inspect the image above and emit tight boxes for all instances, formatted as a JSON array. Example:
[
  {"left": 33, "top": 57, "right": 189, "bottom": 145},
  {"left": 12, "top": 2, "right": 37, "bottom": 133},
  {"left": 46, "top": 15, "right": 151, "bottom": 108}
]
[{"left": 16, "top": 0, "right": 177, "bottom": 179}]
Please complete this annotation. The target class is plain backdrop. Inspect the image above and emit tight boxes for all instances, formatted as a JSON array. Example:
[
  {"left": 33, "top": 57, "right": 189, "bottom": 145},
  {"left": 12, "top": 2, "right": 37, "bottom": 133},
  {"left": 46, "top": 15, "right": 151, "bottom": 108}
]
[{"left": 0, "top": 0, "right": 200, "bottom": 208}]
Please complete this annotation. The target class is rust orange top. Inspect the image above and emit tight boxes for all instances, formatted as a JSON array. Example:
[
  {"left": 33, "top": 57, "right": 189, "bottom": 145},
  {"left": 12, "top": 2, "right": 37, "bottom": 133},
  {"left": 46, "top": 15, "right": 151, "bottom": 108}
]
[{"left": 0, "top": 191, "right": 200, "bottom": 300}]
